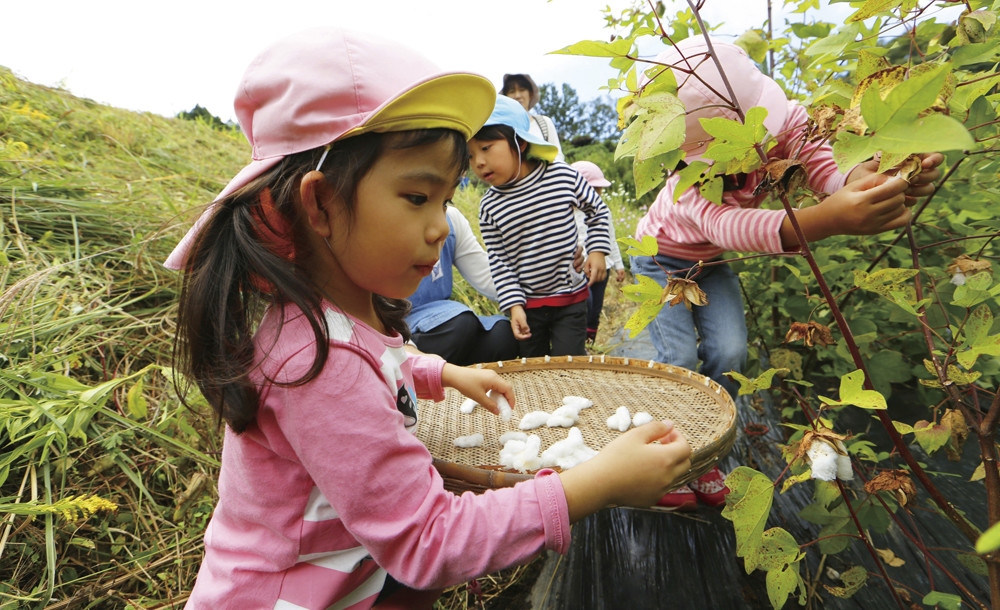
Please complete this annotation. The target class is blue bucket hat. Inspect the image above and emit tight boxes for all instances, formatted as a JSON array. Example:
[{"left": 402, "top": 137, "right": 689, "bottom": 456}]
[{"left": 484, "top": 95, "right": 559, "bottom": 162}]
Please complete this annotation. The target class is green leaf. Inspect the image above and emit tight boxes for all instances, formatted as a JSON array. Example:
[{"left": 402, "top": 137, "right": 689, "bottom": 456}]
[
  {"left": 551, "top": 38, "right": 634, "bottom": 58},
  {"left": 766, "top": 561, "right": 801, "bottom": 610},
  {"left": 875, "top": 113, "right": 975, "bottom": 153},
  {"left": 912, "top": 420, "right": 950, "bottom": 454},
  {"left": 952, "top": 271, "right": 1000, "bottom": 308},
  {"left": 951, "top": 41, "right": 1000, "bottom": 67},
  {"left": 853, "top": 268, "right": 919, "bottom": 299},
  {"left": 633, "top": 150, "right": 683, "bottom": 198},
  {"left": 721, "top": 467, "right": 774, "bottom": 572},
  {"left": 824, "top": 369, "right": 887, "bottom": 410},
  {"left": 957, "top": 551, "right": 990, "bottom": 576},
  {"left": 623, "top": 299, "right": 664, "bottom": 339},
  {"left": 922, "top": 591, "right": 963, "bottom": 610},
  {"left": 823, "top": 565, "right": 868, "bottom": 598},
  {"left": 126, "top": 379, "right": 148, "bottom": 420},
  {"left": 636, "top": 97, "right": 687, "bottom": 160},
  {"left": 846, "top": 0, "right": 904, "bottom": 22},
  {"left": 878, "top": 63, "right": 950, "bottom": 130},
  {"left": 832, "top": 131, "right": 880, "bottom": 171},
  {"left": 756, "top": 527, "right": 801, "bottom": 571},
  {"left": 701, "top": 106, "right": 770, "bottom": 174},
  {"left": 619, "top": 235, "right": 659, "bottom": 258},
  {"left": 621, "top": 273, "right": 663, "bottom": 302},
  {"left": 671, "top": 162, "right": 710, "bottom": 203},
  {"left": 725, "top": 368, "right": 790, "bottom": 396}
]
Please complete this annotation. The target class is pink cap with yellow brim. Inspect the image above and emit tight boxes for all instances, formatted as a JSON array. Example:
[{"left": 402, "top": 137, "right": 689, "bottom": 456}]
[{"left": 164, "top": 27, "right": 495, "bottom": 270}]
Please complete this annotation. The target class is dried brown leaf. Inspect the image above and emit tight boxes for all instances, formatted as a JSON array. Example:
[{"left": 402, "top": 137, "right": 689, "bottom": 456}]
[
  {"left": 865, "top": 469, "right": 917, "bottom": 506},
  {"left": 784, "top": 321, "right": 835, "bottom": 347},
  {"left": 661, "top": 278, "right": 708, "bottom": 310}
]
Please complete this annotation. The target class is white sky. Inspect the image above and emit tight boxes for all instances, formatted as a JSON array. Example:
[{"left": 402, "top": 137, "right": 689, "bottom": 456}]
[{"left": 2, "top": 0, "right": 822, "bottom": 123}]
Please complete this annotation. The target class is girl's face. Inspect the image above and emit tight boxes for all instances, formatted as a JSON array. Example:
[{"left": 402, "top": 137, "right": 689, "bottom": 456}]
[
  {"left": 468, "top": 137, "right": 528, "bottom": 187},
  {"left": 504, "top": 84, "right": 532, "bottom": 111},
  {"left": 313, "top": 137, "right": 458, "bottom": 326}
]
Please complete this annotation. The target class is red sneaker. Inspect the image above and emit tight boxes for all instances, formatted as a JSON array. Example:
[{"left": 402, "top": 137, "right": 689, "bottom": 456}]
[
  {"left": 655, "top": 484, "right": 697, "bottom": 511},
  {"left": 689, "top": 467, "right": 729, "bottom": 507}
]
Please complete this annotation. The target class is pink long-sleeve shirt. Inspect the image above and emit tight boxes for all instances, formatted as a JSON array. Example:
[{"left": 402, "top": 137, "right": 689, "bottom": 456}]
[
  {"left": 634, "top": 103, "right": 849, "bottom": 261},
  {"left": 185, "top": 303, "right": 570, "bottom": 609}
]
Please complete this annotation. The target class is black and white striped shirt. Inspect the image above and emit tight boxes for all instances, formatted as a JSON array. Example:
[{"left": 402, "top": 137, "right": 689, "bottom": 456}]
[{"left": 479, "top": 161, "right": 612, "bottom": 312}]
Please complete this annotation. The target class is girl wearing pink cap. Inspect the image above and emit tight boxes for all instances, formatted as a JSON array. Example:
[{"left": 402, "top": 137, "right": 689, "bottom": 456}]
[
  {"left": 169, "top": 27, "right": 692, "bottom": 609},
  {"left": 631, "top": 37, "right": 942, "bottom": 510}
]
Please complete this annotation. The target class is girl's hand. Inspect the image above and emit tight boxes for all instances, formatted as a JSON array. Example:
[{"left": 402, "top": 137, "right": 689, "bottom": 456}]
[
  {"left": 510, "top": 306, "right": 531, "bottom": 340},
  {"left": 614, "top": 269, "right": 626, "bottom": 283},
  {"left": 558, "top": 420, "right": 692, "bottom": 521},
  {"left": 585, "top": 252, "right": 608, "bottom": 286},
  {"left": 781, "top": 172, "right": 910, "bottom": 247},
  {"left": 441, "top": 364, "right": 514, "bottom": 416},
  {"left": 903, "top": 152, "right": 944, "bottom": 202}
]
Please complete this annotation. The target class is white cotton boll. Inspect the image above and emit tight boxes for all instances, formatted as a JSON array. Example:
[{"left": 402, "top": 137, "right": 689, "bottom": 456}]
[
  {"left": 498, "top": 431, "right": 528, "bottom": 445},
  {"left": 563, "top": 395, "right": 593, "bottom": 410},
  {"left": 546, "top": 406, "right": 579, "bottom": 428},
  {"left": 556, "top": 446, "right": 599, "bottom": 470},
  {"left": 494, "top": 394, "right": 513, "bottom": 422},
  {"left": 553, "top": 402, "right": 584, "bottom": 417},
  {"left": 806, "top": 440, "right": 840, "bottom": 481},
  {"left": 542, "top": 428, "right": 597, "bottom": 470},
  {"left": 500, "top": 435, "right": 541, "bottom": 467},
  {"left": 836, "top": 442, "right": 854, "bottom": 481},
  {"left": 501, "top": 434, "right": 542, "bottom": 472},
  {"left": 519, "top": 410, "right": 551, "bottom": 430},
  {"left": 606, "top": 406, "right": 632, "bottom": 432},
  {"left": 632, "top": 411, "right": 654, "bottom": 427},
  {"left": 459, "top": 397, "right": 478, "bottom": 414},
  {"left": 453, "top": 433, "right": 484, "bottom": 448},
  {"left": 540, "top": 427, "right": 585, "bottom": 467}
]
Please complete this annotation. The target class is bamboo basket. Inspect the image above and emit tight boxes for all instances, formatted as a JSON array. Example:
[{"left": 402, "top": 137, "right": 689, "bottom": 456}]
[{"left": 416, "top": 355, "right": 737, "bottom": 496}]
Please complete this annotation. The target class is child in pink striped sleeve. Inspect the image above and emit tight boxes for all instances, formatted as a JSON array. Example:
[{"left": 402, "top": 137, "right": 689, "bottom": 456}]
[
  {"left": 167, "top": 28, "right": 692, "bottom": 610},
  {"left": 632, "top": 37, "right": 942, "bottom": 511}
]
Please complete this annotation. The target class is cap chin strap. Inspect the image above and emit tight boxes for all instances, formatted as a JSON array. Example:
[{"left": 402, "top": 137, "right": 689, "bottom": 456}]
[{"left": 500, "top": 139, "right": 523, "bottom": 187}]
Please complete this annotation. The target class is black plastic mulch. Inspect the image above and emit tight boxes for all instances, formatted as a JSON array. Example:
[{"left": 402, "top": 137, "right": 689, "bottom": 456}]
[{"left": 528, "top": 329, "right": 991, "bottom": 610}]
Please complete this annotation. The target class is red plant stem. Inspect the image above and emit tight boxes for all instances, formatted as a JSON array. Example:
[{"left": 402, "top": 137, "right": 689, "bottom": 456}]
[
  {"left": 779, "top": 192, "right": 982, "bottom": 544},
  {"left": 834, "top": 479, "right": 908, "bottom": 609}
]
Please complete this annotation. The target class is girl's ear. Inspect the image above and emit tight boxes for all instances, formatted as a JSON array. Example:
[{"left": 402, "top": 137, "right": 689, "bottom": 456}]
[{"left": 299, "top": 170, "right": 336, "bottom": 239}]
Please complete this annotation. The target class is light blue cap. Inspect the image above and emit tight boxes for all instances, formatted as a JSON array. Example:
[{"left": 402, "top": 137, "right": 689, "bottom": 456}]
[{"left": 484, "top": 95, "right": 559, "bottom": 162}]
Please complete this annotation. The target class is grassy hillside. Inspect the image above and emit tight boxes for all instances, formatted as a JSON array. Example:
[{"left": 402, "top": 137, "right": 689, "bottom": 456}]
[
  {"left": 1, "top": 65, "right": 253, "bottom": 609},
  {"left": 0, "top": 66, "right": 639, "bottom": 608}
]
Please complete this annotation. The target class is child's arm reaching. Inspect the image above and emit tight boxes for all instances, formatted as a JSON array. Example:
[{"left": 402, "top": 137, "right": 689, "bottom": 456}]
[
  {"left": 779, "top": 151, "right": 943, "bottom": 249},
  {"left": 558, "top": 419, "right": 692, "bottom": 520}
]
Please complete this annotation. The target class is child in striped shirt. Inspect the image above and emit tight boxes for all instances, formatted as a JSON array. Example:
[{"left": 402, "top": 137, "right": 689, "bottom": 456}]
[{"left": 469, "top": 95, "right": 613, "bottom": 357}]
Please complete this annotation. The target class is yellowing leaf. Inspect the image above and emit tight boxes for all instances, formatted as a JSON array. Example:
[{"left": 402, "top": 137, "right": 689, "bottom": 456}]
[
  {"left": 726, "top": 368, "right": 790, "bottom": 396},
  {"left": 875, "top": 549, "right": 906, "bottom": 568},
  {"left": 846, "top": 0, "right": 905, "bottom": 23}
]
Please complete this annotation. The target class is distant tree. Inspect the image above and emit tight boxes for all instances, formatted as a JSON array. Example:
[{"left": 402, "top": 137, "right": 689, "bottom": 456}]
[
  {"left": 535, "top": 83, "right": 620, "bottom": 144},
  {"left": 176, "top": 105, "right": 237, "bottom": 132}
]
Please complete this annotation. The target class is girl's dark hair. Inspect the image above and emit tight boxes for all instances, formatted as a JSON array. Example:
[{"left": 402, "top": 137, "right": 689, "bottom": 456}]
[
  {"left": 174, "top": 128, "right": 468, "bottom": 433},
  {"left": 472, "top": 124, "right": 519, "bottom": 152}
]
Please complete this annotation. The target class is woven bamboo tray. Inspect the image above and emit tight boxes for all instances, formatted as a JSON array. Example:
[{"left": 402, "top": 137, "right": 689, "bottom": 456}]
[{"left": 416, "top": 355, "right": 737, "bottom": 496}]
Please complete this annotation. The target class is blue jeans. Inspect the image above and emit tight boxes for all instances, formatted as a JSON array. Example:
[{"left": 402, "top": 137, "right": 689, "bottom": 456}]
[{"left": 630, "top": 254, "right": 747, "bottom": 398}]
